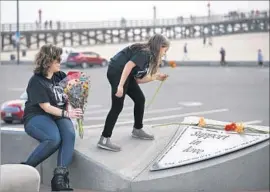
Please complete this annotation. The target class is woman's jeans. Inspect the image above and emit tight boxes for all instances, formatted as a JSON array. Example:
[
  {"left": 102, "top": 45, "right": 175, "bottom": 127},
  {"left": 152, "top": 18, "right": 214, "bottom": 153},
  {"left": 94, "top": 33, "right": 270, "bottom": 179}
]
[{"left": 24, "top": 115, "right": 75, "bottom": 168}]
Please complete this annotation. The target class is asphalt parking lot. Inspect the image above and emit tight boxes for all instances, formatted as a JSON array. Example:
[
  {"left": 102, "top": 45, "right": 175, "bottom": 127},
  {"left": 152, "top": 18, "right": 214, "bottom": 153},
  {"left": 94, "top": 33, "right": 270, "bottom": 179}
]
[{"left": 0, "top": 64, "right": 269, "bottom": 130}]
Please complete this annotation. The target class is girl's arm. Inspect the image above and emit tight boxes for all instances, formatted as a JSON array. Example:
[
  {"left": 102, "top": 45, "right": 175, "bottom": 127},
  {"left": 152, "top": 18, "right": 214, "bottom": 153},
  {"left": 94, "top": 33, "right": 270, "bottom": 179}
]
[
  {"left": 136, "top": 73, "right": 168, "bottom": 84},
  {"left": 118, "top": 61, "right": 136, "bottom": 87},
  {"left": 136, "top": 74, "right": 156, "bottom": 84}
]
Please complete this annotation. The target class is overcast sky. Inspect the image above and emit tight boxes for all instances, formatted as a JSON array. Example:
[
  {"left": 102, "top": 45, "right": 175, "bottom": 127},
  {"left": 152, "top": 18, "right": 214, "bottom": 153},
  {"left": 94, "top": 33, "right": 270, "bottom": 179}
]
[{"left": 1, "top": 1, "right": 269, "bottom": 23}]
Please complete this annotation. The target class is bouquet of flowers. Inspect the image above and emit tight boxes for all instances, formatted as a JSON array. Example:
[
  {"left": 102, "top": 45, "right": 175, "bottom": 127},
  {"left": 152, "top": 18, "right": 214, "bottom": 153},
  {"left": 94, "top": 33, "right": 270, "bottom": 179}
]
[{"left": 59, "top": 71, "right": 91, "bottom": 139}]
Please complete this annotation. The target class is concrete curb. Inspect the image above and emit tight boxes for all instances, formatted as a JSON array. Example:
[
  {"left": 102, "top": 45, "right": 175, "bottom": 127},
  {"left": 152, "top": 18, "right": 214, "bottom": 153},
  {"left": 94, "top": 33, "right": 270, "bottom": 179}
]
[{"left": 172, "top": 61, "right": 270, "bottom": 67}]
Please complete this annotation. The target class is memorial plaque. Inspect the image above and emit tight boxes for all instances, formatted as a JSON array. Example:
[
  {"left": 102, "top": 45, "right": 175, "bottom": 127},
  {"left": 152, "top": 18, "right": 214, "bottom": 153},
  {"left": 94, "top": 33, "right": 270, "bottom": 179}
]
[{"left": 151, "top": 125, "right": 269, "bottom": 171}]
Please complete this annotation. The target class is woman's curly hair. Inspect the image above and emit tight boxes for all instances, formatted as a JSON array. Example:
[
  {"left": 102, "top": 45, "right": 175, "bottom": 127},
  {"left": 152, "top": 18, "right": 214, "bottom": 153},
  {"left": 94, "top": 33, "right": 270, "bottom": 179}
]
[{"left": 34, "top": 44, "right": 62, "bottom": 76}]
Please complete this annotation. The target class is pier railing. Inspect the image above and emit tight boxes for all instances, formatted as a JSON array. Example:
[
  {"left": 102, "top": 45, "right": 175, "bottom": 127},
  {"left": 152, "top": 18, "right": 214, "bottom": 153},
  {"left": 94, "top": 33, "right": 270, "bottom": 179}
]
[{"left": 1, "top": 10, "right": 269, "bottom": 32}]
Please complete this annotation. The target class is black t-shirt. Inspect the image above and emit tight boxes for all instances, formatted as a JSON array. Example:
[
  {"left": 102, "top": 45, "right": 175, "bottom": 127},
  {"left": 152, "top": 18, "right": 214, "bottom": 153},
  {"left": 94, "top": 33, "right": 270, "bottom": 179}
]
[
  {"left": 109, "top": 46, "right": 150, "bottom": 79},
  {"left": 23, "top": 71, "right": 67, "bottom": 125},
  {"left": 184, "top": 45, "right": 187, "bottom": 53}
]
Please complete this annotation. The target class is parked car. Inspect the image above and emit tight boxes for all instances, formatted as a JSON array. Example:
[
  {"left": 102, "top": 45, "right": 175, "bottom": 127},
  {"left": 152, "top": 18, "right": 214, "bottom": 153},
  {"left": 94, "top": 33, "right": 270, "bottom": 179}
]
[
  {"left": 0, "top": 92, "right": 27, "bottom": 124},
  {"left": 61, "top": 47, "right": 76, "bottom": 65},
  {"left": 65, "top": 51, "right": 108, "bottom": 69}
]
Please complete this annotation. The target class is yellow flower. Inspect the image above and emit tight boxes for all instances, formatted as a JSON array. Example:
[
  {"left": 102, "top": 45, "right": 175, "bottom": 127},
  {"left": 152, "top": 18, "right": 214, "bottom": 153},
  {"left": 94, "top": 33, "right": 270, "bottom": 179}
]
[
  {"left": 235, "top": 123, "right": 245, "bottom": 133},
  {"left": 198, "top": 117, "right": 206, "bottom": 127},
  {"left": 83, "top": 84, "right": 88, "bottom": 89}
]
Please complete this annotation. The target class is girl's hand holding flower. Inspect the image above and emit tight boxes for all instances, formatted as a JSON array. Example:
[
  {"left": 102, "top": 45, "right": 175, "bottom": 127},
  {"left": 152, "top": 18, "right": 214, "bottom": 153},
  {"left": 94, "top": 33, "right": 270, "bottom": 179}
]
[{"left": 156, "top": 73, "right": 168, "bottom": 81}]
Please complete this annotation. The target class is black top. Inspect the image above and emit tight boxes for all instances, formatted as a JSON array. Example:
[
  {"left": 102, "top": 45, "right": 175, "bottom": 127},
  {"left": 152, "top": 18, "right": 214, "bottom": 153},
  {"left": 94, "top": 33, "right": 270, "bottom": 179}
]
[
  {"left": 184, "top": 45, "right": 187, "bottom": 53},
  {"left": 220, "top": 48, "right": 225, "bottom": 56},
  {"left": 23, "top": 71, "right": 67, "bottom": 125},
  {"left": 109, "top": 46, "right": 151, "bottom": 79}
]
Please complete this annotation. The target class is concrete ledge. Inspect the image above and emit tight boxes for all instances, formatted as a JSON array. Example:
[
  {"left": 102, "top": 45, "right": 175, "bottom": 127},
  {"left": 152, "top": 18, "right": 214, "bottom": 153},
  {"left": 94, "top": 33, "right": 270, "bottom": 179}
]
[
  {"left": 0, "top": 164, "right": 40, "bottom": 192},
  {"left": 0, "top": 129, "right": 131, "bottom": 192},
  {"left": 1, "top": 125, "right": 269, "bottom": 192}
]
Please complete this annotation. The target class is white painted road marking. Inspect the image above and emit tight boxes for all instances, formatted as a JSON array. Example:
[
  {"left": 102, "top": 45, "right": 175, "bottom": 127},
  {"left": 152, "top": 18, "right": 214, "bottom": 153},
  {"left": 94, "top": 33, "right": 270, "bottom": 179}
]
[
  {"left": 8, "top": 88, "right": 25, "bottom": 92},
  {"left": 0, "top": 127, "right": 24, "bottom": 132},
  {"left": 178, "top": 102, "right": 203, "bottom": 107},
  {"left": 88, "top": 117, "right": 132, "bottom": 121},
  {"left": 87, "top": 105, "right": 103, "bottom": 109},
  {"left": 83, "top": 107, "right": 183, "bottom": 121},
  {"left": 83, "top": 108, "right": 229, "bottom": 129},
  {"left": 84, "top": 106, "right": 133, "bottom": 115},
  {"left": 243, "top": 120, "right": 263, "bottom": 125}
]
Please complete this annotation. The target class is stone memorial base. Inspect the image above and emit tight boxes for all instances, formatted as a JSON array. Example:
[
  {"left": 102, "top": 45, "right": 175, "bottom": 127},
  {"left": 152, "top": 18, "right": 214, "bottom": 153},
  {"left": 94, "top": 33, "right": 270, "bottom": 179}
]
[{"left": 1, "top": 116, "right": 269, "bottom": 192}]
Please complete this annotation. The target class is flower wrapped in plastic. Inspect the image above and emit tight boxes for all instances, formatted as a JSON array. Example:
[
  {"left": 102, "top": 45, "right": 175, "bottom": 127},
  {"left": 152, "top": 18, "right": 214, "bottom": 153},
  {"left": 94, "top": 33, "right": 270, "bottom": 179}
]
[{"left": 59, "top": 71, "right": 90, "bottom": 139}]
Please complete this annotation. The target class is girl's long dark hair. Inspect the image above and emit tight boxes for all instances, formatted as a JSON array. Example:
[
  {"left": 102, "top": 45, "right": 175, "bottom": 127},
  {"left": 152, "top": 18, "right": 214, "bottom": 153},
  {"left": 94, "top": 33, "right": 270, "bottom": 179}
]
[
  {"left": 34, "top": 44, "right": 62, "bottom": 77},
  {"left": 129, "top": 34, "right": 170, "bottom": 76}
]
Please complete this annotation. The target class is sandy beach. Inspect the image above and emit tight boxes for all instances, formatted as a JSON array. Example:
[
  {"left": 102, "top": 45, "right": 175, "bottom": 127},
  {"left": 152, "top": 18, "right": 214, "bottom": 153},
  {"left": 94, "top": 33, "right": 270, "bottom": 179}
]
[{"left": 1, "top": 33, "right": 269, "bottom": 62}]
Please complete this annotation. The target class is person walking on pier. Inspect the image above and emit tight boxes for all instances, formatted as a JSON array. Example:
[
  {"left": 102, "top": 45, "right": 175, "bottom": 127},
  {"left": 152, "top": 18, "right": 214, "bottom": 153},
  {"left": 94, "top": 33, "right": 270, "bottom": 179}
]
[
  {"left": 257, "top": 49, "right": 263, "bottom": 67},
  {"left": 220, "top": 47, "right": 226, "bottom": 66},
  {"left": 208, "top": 36, "right": 213, "bottom": 46},
  {"left": 97, "top": 34, "right": 170, "bottom": 152},
  {"left": 182, "top": 43, "right": 189, "bottom": 60},
  {"left": 44, "top": 20, "right": 48, "bottom": 29},
  {"left": 203, "top": 36, "right": 206, "bottom": 47},
  {"left": 21, "top": 44, "right": 82, "bottom": 191},
  {"left": 49, "top": 20, "right": 53, "bottom": 29}
]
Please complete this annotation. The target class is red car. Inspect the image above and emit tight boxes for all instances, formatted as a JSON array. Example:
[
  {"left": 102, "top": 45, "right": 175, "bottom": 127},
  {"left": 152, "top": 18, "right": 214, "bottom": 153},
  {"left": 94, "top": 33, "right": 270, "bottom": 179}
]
[
  {"left": 0, "top": 92, "right": 27, "bottom": 124},
  {"left": 65, "top": 51, "right": 108, "bottom": 69}
]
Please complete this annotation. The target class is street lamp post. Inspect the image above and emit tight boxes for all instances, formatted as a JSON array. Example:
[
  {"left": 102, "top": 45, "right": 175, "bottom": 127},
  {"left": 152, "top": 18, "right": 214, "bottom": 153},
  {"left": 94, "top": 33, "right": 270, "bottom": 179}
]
[
  {"left": 207, "top": 1, "right": 211, "bottom": 19},
  {"left": 16, "top": 0, "right": 20, "bottom": 65},
  {"left": 0, "top": 0, "right": 1, "bottom": 66},
  {"left": 38, "top": 9, "right": 42, "bottom": 25},
  {"left": 153, "top": 6, "right": 156, "bottom": 26},
  {"left": 207, "top": 1, "right": 213, "bottom": 46}
]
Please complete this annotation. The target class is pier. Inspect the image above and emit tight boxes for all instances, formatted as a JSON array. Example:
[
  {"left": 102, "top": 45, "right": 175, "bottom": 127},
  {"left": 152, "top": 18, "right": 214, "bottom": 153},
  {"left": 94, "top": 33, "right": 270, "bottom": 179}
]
[{"left": 1, "top": 10, "right": 269, "bottom": 52}]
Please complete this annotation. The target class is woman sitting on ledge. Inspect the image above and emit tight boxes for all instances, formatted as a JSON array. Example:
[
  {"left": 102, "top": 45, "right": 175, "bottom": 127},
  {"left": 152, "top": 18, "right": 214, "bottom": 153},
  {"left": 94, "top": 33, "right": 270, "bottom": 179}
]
[{"left": 21, "top": 44, "right": 82, "bottom": 191}]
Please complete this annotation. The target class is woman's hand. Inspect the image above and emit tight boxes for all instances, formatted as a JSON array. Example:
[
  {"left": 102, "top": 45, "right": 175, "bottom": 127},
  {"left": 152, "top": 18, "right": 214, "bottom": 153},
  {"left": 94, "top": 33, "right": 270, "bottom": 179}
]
[
  {"left": 115, "top": 86, "right": 124, "bottom": 98},
  {"left": 156, "top": 73, "right": 168, "bottom": 81},
  {"left": 67, "top": 108, "right": 83, "bottom": 119}
]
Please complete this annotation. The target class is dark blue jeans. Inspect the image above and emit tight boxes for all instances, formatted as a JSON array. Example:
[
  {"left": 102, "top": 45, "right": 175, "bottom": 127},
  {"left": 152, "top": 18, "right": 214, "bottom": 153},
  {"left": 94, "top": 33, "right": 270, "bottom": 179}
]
[{"left": 24, "top": 115, "right": 75, "bottom": 167}]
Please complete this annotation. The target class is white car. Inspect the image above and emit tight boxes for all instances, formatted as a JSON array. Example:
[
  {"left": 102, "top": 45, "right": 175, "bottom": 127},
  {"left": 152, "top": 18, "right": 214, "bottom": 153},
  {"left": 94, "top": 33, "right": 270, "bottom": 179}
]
[
  {"left": 61, "top": 47, "right": 75, "bottom": 64},
  {"left": 160, "top": 55, "right": 168, "bottom": 67}
]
